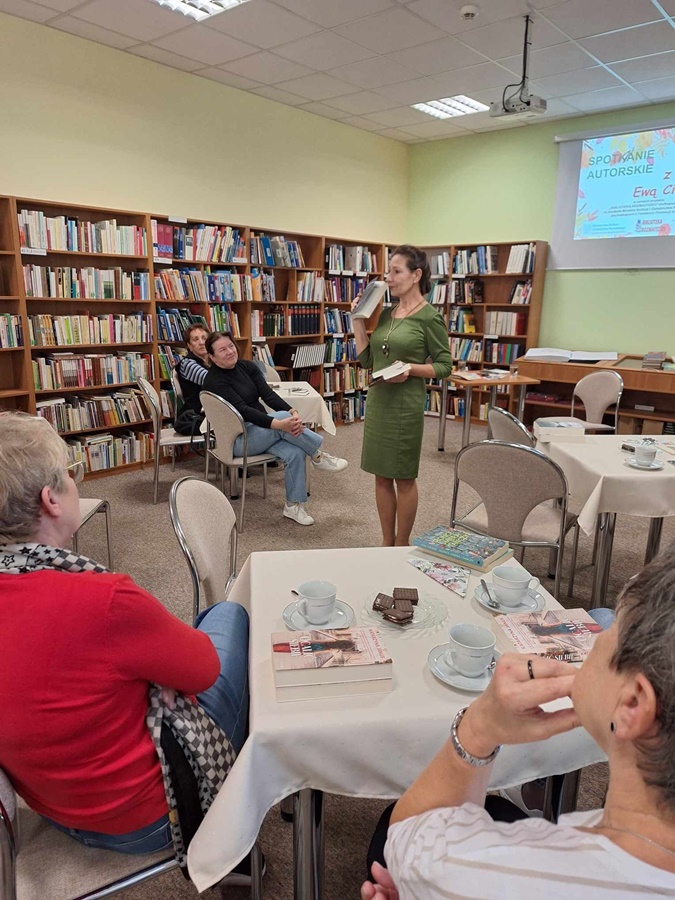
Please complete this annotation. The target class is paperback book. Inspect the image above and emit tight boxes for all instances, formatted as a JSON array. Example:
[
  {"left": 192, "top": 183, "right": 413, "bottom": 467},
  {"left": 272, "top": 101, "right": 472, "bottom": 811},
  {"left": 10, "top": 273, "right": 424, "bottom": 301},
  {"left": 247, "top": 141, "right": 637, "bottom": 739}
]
[
  {"left": 408, "top": 557, "right": 470, "bottom": 598},
  {"left": 495, "top": 609, "right": 602, "bottom": 662},
  {"left": 411, "top": 526, "right": 512, "bottom": 571},
  {"left": 351, "top": 281, "right": 388, "bottom": 319},
  {"left": 371, "top": 360, "right": 411, "bottom": 384}
]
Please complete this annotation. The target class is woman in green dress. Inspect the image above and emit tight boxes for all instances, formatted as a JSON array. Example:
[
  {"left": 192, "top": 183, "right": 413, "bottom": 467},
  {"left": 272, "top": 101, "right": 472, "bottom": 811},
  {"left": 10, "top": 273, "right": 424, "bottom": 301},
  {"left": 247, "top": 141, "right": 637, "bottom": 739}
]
[{"left": 354, "top": 245, "right": 453, "bottom": 547}]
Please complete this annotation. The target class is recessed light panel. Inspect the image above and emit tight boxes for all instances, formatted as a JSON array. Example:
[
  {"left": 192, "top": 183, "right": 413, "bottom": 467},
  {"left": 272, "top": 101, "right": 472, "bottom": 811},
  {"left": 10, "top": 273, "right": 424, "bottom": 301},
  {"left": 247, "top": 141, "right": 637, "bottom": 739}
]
[
  {"left": 412, "top": 95, "right": 490, "bottom": 119},
  {"left": 149, "top": 0, "right": 251, "bottom": 22}
]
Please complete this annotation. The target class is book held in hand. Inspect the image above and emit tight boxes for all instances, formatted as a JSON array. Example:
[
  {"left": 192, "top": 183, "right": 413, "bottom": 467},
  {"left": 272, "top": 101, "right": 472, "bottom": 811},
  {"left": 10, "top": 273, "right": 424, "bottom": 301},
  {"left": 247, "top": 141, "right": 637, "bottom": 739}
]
[
  {"left": 495, "top": 609, "right": 602, "bottom": 662},
  {"left": 351, "top": 280, "right": 388, "bottom": 319},
  {"left": 371, "top": 360, "right": 411, "bottom": 384},
  {"left": 411, "top": 526, "right": 512, "bottom": 571},
  {"left": 272, "top": 627, "right": 393, "bottom": 701}
]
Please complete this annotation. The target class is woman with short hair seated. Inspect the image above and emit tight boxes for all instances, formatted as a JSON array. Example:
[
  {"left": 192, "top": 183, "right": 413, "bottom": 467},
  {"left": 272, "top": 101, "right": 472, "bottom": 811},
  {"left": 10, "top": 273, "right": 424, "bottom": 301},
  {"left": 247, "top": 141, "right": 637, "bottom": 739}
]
[
  {"left": 362, "top": 550, "right": 675, "bottom": 899},
  {"left": 0, "top": 412, "right": 249, "bottom": 868}
]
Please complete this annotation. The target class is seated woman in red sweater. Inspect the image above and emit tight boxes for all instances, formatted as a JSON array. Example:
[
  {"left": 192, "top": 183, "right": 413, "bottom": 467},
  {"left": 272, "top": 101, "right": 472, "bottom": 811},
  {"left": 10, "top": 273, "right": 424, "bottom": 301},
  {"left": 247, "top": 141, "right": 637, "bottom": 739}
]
[{"left": 0, "top": 412, "right": 249, "bottom": 858}]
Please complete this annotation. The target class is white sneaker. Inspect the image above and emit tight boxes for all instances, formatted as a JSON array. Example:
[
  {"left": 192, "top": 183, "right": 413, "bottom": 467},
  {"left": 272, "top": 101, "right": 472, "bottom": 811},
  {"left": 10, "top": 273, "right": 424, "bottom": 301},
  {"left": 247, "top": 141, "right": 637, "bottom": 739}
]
[
  {"left": 283, "top": 502, "right": 315, "bottom": 526},
  {"left": 311, "top": 451, "right": 348, "bottom": 472}
]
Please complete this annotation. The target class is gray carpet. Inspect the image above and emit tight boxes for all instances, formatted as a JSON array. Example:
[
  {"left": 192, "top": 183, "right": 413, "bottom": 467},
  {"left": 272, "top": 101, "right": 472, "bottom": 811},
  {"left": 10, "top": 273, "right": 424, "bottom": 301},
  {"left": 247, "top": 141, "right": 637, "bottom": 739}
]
[{"left": 73, "top": 418, "right": 672, "bottom": 899}]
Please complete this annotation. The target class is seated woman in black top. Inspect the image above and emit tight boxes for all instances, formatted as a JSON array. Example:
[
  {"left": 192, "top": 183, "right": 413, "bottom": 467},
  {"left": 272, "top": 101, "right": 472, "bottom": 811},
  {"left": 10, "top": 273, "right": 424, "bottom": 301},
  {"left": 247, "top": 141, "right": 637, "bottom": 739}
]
[{"left": 202, "top": 332, "right": 348, "bottom": 527}]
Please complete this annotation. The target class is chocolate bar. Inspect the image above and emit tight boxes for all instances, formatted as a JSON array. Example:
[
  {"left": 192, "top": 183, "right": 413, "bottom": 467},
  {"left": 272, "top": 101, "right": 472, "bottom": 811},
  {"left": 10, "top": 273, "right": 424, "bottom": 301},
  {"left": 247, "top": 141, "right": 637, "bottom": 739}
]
[
  {"left": 383, "top": 609, "right": 413, "bottom": 625},
  {"left": 373, "top": 592, "right": 395, "bottom": 612},
  {"left": 394, "top": 598, "right": 414, "bottom": 614},
  {"left": 393, "top": 587, "right": 419, "bottom": 605}
]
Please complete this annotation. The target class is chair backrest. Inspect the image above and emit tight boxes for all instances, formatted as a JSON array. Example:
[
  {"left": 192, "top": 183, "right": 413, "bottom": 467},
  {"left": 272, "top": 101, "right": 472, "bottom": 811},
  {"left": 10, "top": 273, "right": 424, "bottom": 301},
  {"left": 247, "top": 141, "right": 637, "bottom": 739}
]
[
  {"left": 262, "top": 362, "right": 281, "bottom": 381},
  {"left": 450, "top": 440, "right": 569, "bottom": 542},
  {"left": 487, "top": 406, "right": 535, "bottom": 447},
  {"left": 572, "top": 370, "right": 623, "bottom": 428},
  {"left": 137, "top": 377, "right": 161, "bottom": 437},
  {"left": 170, "top": 476, "right": 238, "bottom": 615},
  {"left": 170, "top": 367, "right": 184, "bottom": 402},
  {"left": 199, "top": 392, "right": 245, "bottom": 467}
]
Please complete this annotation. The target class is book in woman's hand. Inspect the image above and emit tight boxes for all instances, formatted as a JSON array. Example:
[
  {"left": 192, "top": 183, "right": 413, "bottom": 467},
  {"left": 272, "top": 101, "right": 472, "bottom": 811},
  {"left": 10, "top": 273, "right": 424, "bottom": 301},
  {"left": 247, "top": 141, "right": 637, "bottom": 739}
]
[
  {"left": 371, "top": 361, "right": 411, "bottom": 384},
  {"left": 351, "top": 281, "right": 388, "bottom": 319}
]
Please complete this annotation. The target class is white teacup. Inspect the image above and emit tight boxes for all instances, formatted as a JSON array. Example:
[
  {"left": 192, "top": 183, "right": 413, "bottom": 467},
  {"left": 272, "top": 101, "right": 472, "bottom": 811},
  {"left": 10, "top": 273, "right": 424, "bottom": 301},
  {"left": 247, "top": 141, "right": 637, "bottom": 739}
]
[
  {"left": 491, "top": 565, "right": 541, "bottom": 608},
  {"left": 296, "top": 580, "right": 337, "bottom": 625},
  {"left": 446, "top": 623, "right": 496, "bottom": 678},
  {"left": 635, "top": 444, "right": 657, "bottom": 468}
]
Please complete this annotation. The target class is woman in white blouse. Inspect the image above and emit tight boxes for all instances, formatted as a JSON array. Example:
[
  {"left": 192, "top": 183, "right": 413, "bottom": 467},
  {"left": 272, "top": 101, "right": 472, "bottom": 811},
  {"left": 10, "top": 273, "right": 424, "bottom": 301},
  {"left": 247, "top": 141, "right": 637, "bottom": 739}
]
[{"left": 362, "top": 550, "right": 675, "bottom": 899}]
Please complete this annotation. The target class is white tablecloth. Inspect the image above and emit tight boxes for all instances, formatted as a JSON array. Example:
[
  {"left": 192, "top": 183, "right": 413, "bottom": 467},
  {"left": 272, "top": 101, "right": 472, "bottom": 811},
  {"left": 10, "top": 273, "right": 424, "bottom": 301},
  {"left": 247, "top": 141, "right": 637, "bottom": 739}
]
[
  {"left": 266, "top": 380, "right": 336, "bottom": 436},
  {"left": 188, "top": 547, "right": 604, "bottom": 891},
  {"left": 543, "top": 435, "right": 675, "bottom": 533}
]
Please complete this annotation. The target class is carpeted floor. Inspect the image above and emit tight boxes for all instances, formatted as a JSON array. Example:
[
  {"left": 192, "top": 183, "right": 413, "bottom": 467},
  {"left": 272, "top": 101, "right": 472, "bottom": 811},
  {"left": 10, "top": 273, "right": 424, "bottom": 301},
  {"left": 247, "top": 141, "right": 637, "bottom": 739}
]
[{"left": 73, "top": 417, "right": 673, "bottom": 899}]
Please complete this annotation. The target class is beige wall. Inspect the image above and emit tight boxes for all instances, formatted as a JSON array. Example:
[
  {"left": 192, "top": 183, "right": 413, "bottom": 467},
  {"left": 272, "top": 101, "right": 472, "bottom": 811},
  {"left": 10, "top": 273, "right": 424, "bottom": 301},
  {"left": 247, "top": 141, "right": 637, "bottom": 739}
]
[{"left": 0, "top": 13, "right": 408, "bottom": 243}]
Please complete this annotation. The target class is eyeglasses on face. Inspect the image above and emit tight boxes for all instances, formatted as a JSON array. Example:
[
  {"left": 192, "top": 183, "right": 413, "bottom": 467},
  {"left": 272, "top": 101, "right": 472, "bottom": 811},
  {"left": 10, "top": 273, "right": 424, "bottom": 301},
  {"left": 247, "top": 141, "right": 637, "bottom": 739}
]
[{"left": 66, "top": 460, "right": 85, "bottom": 484}]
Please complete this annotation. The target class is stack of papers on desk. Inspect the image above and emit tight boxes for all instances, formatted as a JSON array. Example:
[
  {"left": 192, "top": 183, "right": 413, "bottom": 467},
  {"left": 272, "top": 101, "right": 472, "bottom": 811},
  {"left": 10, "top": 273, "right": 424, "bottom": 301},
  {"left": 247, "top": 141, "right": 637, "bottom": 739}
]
[{"left": 524, "top": 348, "right": 618, "bottom": 363}]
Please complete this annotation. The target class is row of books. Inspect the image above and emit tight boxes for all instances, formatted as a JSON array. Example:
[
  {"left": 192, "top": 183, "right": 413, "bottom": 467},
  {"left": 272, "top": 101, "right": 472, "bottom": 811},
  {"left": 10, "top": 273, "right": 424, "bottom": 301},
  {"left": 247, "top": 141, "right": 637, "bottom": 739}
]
[
  {"left": 450, "top": 278, "right": 483, "bottom": 305},
  {"left": 427, "top": 281, "right": 449, "bottom": 305},
  {"left": 251, "top": 269, "right": 277, "bottom": 303},
  {"left": 250, "top": 306, "right": 321, "bottom": 338},
  {"left": 206, "top": 304, "right": 241, "bottom": 337},
  {"left": 449, "top": 308, "right": 476, "bottom": 333},
  {"left": 425, "top": 392, "right": 467, "bottom": 418},
  {"left": 36, "top": 390, "right": 150, "bottom": 434},
  {"left": 158, "top": 344, "right": 184, "bottom": 378},
  {"left": 66, "top": 430, "right": 155, "bottom": 472},
  {"left": 510, "top": 280, "right": 532, "bottom": 304},
  {"left": 151, "top": 220, "right": 246, "bottom": 263},
  {"left": 251, "top": 342, "right": 275, "bottom": 368},
  {"left": 324, "top": 275, "right": 370, "bottom": 305},
  {"left": 484, "top": 341, "right": 524, "bottom": 365},
  {"left": 28, "top": 313, "right": 153, "bottom": 348},
  {"left": 18, "top": 210, "right": 146, "bottom": 256},
  {"left": 325, "top": 245, "right": 377, "bottom": 273},
  {"left": 23, "top": 265, "right": 151, "bottom": 301},
  {"left": 0, "top": 313, "right": 22, "bottom": 348},
  {"left": 324, "top": 308, "right": 352, "bottom": 334},
  {"left": 325, "top": 336, "right": 358, "bottom": 363},
  {"left": 505, "top": 243, "right": 537, "bottom": 274},
  {"left": 296, "top": 272, "right": 325, "bottom": 304},
  {"left": 32, "top": 351, "right": 155, "bottom": 391},
  {"left": 450, "top": 337, "right": 482, "bottom": 362},
  {"left": 453, "top": 245, "right": 499, "bottom": 275},
  {"left": 154, "top": 267, "right": 251, "bottom": 304},
  {"left": 429, "top": 251, "right": 451, "bottom": 276},
  {"left": 326, "top": 392, "right": 367, "bottom": 424},
  {"left": 156, "top": 308, "right": 206, "bottom": 342},
  {"left": 160, "top": 389, "right": 176, "bottom": 420},
  {"left": 323, "top": 364, "right": 368, "bottom": 393},
  {"left": 250, "top": 232, "right": 305, "bottom": 268},
  {"left": 484, "top": 310, "right": 527, "bottom": 336},
  {"left": 272, "top": 343, "right": 326, "bottom": 368}
]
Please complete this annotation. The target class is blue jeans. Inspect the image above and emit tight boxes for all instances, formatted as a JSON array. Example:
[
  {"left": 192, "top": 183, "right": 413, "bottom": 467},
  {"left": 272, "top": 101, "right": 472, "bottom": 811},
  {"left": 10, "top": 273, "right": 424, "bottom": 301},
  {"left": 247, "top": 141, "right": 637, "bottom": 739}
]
[
  {"left": 47, "top": 601, "right": 249, "bottom": 855},
  {"left": 233, "top": 410, "right": 323, "bottom": 504}
]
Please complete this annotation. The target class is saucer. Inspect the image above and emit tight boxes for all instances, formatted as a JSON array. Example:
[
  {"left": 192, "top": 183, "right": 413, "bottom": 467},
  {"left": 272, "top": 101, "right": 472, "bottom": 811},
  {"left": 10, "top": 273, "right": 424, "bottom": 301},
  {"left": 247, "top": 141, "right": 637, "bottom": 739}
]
[
  {"left": 474, "top": 582, "right": 545, "bottom": 615},
  {"left": 625, "top": 458, "right": 663, "bottom": 471},
  {"left": 428, "top": 644, "right": 501, "bottom": 692},
  {"left": 283, "top": 599, "right": 355, "bottom": 631}
]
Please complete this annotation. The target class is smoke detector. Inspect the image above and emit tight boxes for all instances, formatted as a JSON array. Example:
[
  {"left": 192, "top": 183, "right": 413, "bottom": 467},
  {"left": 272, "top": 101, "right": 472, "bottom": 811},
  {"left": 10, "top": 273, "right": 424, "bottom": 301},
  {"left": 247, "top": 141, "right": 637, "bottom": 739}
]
[{"left": 460, "top": 4, "right": 479, "bottom": 20}]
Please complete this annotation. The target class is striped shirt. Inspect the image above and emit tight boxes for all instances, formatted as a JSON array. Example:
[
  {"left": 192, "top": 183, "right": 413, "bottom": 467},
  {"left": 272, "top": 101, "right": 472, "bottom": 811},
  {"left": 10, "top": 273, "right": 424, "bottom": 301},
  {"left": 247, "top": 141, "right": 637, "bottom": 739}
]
[{"left": 385, "top": 803, "right": 675, "bottom": 898}]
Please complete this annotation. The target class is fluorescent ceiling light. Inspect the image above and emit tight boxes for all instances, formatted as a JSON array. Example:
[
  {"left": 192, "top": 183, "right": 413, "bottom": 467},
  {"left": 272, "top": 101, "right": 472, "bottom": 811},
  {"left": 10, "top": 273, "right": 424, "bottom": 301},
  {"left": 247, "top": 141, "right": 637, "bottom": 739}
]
[
  {"left": 412, "top": 95, "right": 490, "bottom": 119},
  {"left": 150, "top": 0, "right": 251, "bottom": 21}
]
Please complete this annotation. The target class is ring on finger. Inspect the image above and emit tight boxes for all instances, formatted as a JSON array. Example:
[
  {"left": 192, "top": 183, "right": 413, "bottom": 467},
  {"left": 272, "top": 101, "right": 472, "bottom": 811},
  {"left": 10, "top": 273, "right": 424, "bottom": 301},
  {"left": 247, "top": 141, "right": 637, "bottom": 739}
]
[{"left": 527, "top": 659, "right": 535, "bottom": 680}]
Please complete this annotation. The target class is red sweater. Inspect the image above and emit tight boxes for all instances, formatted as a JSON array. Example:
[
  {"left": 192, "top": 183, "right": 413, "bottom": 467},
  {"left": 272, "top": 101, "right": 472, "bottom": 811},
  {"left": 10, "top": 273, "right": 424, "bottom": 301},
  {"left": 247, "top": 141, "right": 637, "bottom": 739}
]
[{"left": 0, "top": 570, "right": 220, "bottom": 834}]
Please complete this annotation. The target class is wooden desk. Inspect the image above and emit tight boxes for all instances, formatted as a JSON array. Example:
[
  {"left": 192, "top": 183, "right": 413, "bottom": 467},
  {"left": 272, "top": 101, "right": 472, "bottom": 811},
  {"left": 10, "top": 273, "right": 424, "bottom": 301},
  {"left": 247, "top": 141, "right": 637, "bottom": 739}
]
[{"left": 438, "top": 373, "right": 540, "bottom": 449}]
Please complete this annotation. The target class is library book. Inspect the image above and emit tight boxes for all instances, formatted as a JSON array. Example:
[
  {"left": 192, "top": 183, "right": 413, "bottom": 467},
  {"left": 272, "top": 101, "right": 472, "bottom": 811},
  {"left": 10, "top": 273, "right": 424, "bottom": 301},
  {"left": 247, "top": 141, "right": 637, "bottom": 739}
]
[
  {"left": 411, "top": 527, "right": 512, "bottom": 571},
  {"left": 351, "top": 280, "right": 388, "bottom": 320}
]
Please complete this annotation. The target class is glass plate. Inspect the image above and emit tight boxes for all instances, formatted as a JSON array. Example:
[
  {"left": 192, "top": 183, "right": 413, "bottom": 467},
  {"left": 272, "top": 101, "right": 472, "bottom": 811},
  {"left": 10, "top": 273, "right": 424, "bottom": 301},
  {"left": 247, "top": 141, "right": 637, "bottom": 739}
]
[{"left": 361, "top": 590, "right": 449, "bottom": 636}]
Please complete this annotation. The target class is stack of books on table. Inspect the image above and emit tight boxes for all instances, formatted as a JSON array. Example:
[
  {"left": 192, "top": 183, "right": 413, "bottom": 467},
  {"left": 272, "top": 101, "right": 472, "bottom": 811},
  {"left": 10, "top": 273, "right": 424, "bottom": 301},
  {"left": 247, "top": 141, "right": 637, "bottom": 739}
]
[
  {"left": 641, "top": 351, "right": 668, "bottom": 370},
  {"left": 271, "top": 627, "right": 392, "bottom": 701},
  {"left": 495, "top": 609, "right": 602, "bottom": 662},
  {"left": 411, "top": 526, "right": 512, "bottom": 571}
]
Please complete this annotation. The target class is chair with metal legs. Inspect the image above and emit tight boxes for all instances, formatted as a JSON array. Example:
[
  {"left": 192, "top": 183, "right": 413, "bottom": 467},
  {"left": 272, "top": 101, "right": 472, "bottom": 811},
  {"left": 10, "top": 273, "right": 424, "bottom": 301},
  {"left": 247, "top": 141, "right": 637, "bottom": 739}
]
[
  {"left": 73, "top": 499, "right": 114, "bottom": 569},
  {"left": 539, "top": 370, "right": 623, "bottom": 433}
]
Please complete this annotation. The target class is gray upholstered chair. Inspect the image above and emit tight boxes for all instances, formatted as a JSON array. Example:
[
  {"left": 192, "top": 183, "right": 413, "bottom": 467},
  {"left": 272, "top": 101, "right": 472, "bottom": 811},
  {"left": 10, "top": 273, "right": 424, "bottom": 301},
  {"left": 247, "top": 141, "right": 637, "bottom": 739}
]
[
  {"left": 541, "top": 370, "right": 623, "bottom": 433},
  {"left": 137, "top": 377, "right": 204, "bottom": 505},
  {"left": 487, "top": 406, "right": 535, "bottom": 447},
  {"left": 200, "top": 391, "right": 276, "bottom": 532},
  {"left": 169, "top": 476, "right": 238, "bottom": 618},
  {"left": 450, "top": 440, "right": 579, "bottom": 599},
  {"left": 73, "top": 499, "right": 113, "bottom": 569}
]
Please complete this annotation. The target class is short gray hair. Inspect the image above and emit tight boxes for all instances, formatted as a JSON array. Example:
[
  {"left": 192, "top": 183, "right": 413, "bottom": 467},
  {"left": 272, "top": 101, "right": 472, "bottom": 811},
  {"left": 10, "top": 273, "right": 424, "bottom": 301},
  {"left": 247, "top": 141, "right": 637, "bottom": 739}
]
[
  {"left": 0, "top": 412, "right": 68, "bottom": 543},
  {"left": 613, "top": 545, "right": 675, "bottom": 811}
]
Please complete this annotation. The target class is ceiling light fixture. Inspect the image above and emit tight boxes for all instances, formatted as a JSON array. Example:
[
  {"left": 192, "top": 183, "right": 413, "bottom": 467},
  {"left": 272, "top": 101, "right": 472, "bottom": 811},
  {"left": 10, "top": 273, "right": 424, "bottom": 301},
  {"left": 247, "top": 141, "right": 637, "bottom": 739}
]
[
  {"left": 412, "top": 95, "right": 490, "bottom": 119},
  {"left": 149, "top": 0, "right": 251, "bottom": 21}
]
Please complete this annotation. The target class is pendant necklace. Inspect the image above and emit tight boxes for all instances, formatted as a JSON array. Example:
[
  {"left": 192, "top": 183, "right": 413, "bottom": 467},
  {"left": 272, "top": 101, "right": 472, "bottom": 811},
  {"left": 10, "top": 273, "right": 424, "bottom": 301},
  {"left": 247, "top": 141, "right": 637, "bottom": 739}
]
[
  {"left": 382, "top": 299, "right": 425, "bottom": 358},
  {"left": 593, "top": 824, "right": 675, "bottom": 858}
]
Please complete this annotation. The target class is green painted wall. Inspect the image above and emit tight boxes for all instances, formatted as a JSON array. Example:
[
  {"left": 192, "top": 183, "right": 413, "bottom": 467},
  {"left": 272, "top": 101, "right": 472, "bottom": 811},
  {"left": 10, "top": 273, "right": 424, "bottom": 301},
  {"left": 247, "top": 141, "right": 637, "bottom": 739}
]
[
  {"left": 408, "top": 104, "right": 675, "bottom": 354},
  {"left": 0, "top": 14, "right": 408, "bottom": 243}
]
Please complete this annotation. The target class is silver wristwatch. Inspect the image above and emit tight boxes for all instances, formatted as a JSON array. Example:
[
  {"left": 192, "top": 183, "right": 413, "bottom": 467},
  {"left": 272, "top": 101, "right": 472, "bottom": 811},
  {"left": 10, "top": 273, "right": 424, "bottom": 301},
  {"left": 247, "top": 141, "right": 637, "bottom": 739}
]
[{"left": 451, "top": 707, "right": 501, "bottom": 767}]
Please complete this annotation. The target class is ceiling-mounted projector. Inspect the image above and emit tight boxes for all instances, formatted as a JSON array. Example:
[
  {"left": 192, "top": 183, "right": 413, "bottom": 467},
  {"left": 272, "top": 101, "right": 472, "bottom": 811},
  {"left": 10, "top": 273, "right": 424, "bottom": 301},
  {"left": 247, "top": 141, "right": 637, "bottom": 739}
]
[{"left": 490, "top": 14, "right": 547, "bottom": 120}]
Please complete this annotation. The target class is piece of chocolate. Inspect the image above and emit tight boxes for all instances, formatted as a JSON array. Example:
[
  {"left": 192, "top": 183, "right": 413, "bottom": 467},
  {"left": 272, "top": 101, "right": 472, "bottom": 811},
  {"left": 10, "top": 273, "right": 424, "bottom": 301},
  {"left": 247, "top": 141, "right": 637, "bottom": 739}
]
[
  {"left": 393, "top": 587, "right": 419, "bottom": 605},
  {"left": 383, "top": 609, "right": 413, "bottom": 625},
  {"left": 373, "top": 592, "right": 395, "bottom": 612},
  {"left": 394, "top": 597, "right": 414, "bottom": 614}
]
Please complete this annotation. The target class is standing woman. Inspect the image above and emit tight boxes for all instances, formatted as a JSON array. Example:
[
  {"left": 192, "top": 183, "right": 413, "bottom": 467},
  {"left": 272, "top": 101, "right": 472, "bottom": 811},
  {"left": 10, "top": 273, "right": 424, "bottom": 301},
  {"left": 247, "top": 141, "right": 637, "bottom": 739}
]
[{"left": 354, "top": 245, "right": 452, "bottom": 546}]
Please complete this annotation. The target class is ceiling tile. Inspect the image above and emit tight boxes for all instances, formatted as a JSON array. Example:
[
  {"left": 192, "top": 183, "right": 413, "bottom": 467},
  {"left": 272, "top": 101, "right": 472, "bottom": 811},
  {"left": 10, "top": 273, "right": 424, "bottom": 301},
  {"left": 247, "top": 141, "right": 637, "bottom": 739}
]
[
  {"left": 634, "top": 74, "right": 675, "bottom": 101},
  {"left": 390, "top": 36, "right": 484, "bottom": 76},
  {"left": 205, "top": 0, "right": 320, "bottom": 49},
  {"left": 31, "top": 0, "right": 83, "bottom": 8},
  {"left": 341, "top": 115, "right": 384, "bottom": 130},
  {"left": 375, "top": 75, "right": 454, "bottom": 104},
  {"left": 562, "top": 84, "right": 650, "bottom": 111},
  {"left": 249, "top": 84, "right": 308, "bottom": 105},
  {"left": 580, "top": 21, "right": 675, "bottom": 63},
  {"left": 197, "top": 67, "right": 262, "bottom": 89},
  {"left": 153, "top": 23, "right": 257, "bottom": 65},
  {"left": 472, "top": 118, "right": 526, "bottom": 132},
  {"left": 221, "top": 51, "right": 314, "bottom": 84},
  {"left": 533, "top": 65, "right": 622, "bottom": 97},
  {"left": 408, "top": 0, "right": 531, "bottom": 36},
  {"left": 498, "top": 42, "right": 596, "bottom": 78},
  {"left": 327, "top": 57, "right": 418, "bottom": 89},
  {"left": 275, "top": 72, "right": 360, "bottom": 100},
  {"left": 658, "top": 0, "right": 675, "bottom": 13},
  {"left": 322, "top": 91, "right": 401, "bottom": 114},
  {"left": 432, "top": 61, "right": 518, "bottom": 94},
  {"left": 0, "top": 0, "right": 55, "bottom": 22},
  {"left": 375, "top": 127, "right": 418, "bottom": 141},
  {"left": 459, "top": 14, "right": 566, "bottom": 59},
  {"left": 401, "top": 118, "right": 471, "bottom": 137},
  {"left": 298, "top": 101, "right": 350, "bottom": 119},
  {"left": 611, "top": 50, "right": 675, "bottom": 83},
  {"left": 272, "top": 0, "right": 395, "bottom": 28},
  {"left": 71, "top": 0, "right": 187, "bottom": 42},
  {"left": 273, "top": 31, "right": 374, "bottom": 68},
  {"left": 129, "top": 44, "right": 203, "bottom": 72},
  {"left": 367, "top": 106, "right": 437, "bottom": 126},
  {"left": 334, "top": 7, "right": 446, "bottom": 54},
  {"left": 50, "top": 15, "right": 139, "bottom": 49},
  {"left": 542, "top": 0, "right": 663, "bottom": 40}
]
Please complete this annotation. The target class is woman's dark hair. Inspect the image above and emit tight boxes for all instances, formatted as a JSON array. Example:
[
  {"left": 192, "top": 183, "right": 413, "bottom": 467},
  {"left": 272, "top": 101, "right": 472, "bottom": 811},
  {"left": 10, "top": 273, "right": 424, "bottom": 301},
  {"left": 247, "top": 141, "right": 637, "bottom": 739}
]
[
  {"left": 390, "top": 244, "right": 431, "bottom": 295},
  {"left": 183, "top": 323, "right": 210, "bottom": 346},
  {"left": 205, "top": 331, "right": 233, "bottom": 356}
]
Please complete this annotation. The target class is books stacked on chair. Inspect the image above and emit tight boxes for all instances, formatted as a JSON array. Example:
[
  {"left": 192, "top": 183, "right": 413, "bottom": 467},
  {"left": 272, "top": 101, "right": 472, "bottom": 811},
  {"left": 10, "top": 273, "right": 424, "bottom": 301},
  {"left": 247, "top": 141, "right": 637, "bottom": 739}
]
[{"left": 411, "top": 527, "right": 513, "bottom": 571}]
